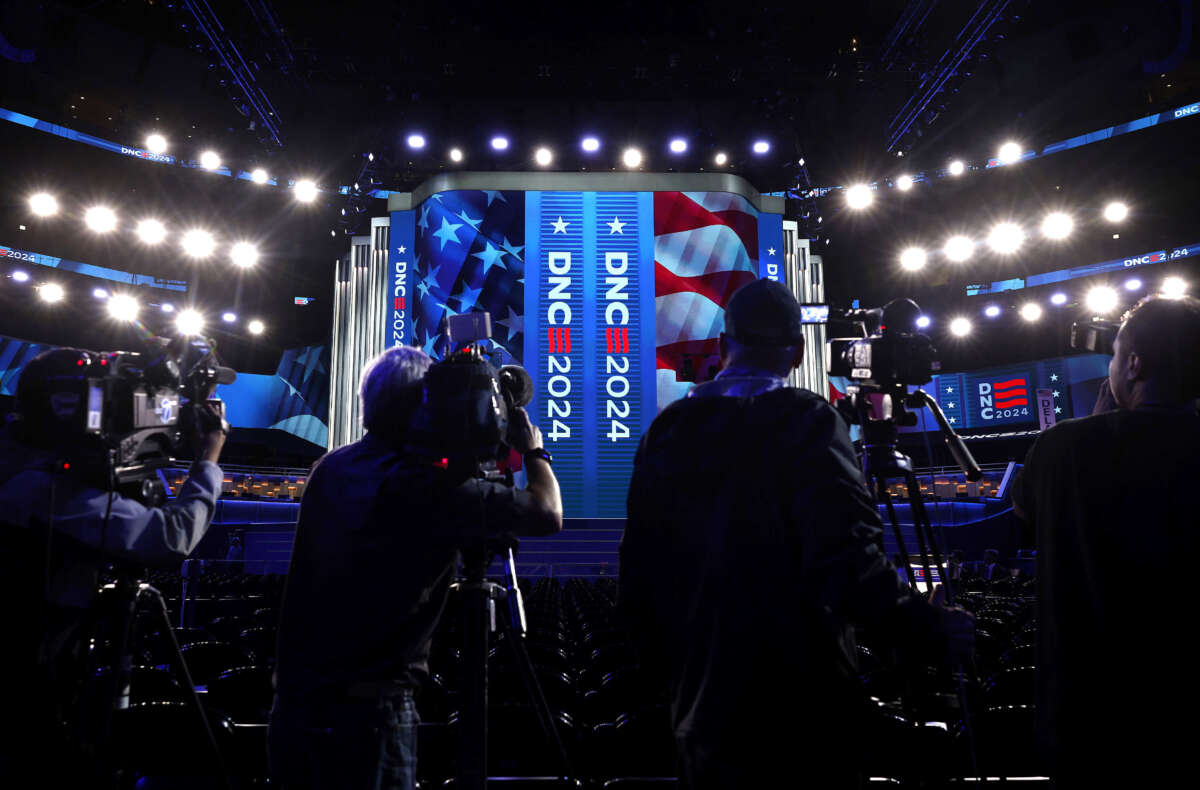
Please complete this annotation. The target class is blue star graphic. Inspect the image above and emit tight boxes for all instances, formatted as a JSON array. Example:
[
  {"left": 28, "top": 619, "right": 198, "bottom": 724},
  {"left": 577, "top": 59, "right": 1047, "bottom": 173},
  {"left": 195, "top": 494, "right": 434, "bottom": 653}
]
[
  {"left": 417, "top": 204, "right": 431, "bottom": 231},
  {"left": 430, "top": 193, "right": 445, "bottom": 203},
  {"left": 551, "top": 216, "right": 569, "bottom": 234},
  {"left": 421, "top": 262, "right": 443, "bottom": 291},
  {"left": 497, "top": 305, "right": 523, "bottom": 338},
  {"left": 500, "top": 236, "right": 525, "bottom": 261},
  {"left": 947, "top": 402, "right": 956, "bottom": 409},
  {"left": 1054, "top": 406, "right": 1062, "bottom": 414},
  {"left": 422, "top": 331, "right": 440, "bottom": 357},
  {"left": 455, "top": 284, "right": 484, "bottom": 310},
  {"left": 472, "top": 242, "right": 506, "bottom": 278},
  {"left": 457, "top": 209, "right": 482, "bottom": 230},
  {"left": 1052, "top": 390, "right": 1060, "bottom": 398},
  {"left": 483, "top": 190, "right": 507, "bottom": 206},
  {"left": 432, "top": 217, "right": 464, "bottom": 250},
  {"left": 417, "top": 280, "right": 432, "bottom": 300},
  {"left": 1050, "top": 373, "right": 1058, "bottom": 382}
]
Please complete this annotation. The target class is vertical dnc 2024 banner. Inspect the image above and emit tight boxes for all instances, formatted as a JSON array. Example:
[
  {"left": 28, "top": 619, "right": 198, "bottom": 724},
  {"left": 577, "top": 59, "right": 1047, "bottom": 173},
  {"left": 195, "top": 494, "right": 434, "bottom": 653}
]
[{"left": 396, "top": 189, "right": 783, "bottom": 518}]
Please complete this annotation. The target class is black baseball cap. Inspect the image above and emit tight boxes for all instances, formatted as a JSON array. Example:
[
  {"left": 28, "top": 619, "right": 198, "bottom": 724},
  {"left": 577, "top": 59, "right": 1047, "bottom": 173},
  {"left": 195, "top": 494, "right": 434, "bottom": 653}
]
[{"left": 723, "top": 279, "right": 806, "bottom": 346}]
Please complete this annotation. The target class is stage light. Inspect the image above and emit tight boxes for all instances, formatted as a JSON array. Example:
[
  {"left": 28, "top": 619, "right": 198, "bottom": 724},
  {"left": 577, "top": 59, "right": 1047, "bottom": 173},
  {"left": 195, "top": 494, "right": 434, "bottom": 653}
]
[
  {"left": 146, "top": 133, "right": 168, "bottom": 154},
  {"left": 623, "top": 148, "right": 643, "bottom": 168},
  {"left": 948, "top": 160, "right": 965, "bottom": 176},
  {"left": 230, "top": 241, "right": 259, "bottom": 268},
  {"left": 943, "top": 235, "right": 974, "bottom": 262},
  {"left": 581, "top": 137, "right": 601, "bottom": 153},
  {"left": 752, "top": 140, "right": 770, "bottom": 154},
  {"left": 899, "top": 247, "right": 927, "bottom": 271},
  {"left": 984, "top": 304, "right": 1002, "bottom": 318},
  {"left": 987, "top": 222, "right": 1025, "bottom": 255},
  {"left": 1020, "top": 302, "right": 1043, "bottom": 322},
  {"left": 1103, "top": 201, "right": 1128, "bottom": 222},
  {"left": 845, "top": 184, "right": 873, "bottom": 210},
  {"left": 368, "top": 152, "right": 374, "bottom": 162},
  {"left": 915, "top": 315, "right": 932, "bottom": 329},
  {"left": 107, "top": 294, "right": 139, "bottom": 322},
  {"left": 491, "top": 136, "right": 509, "bottom": 151},
  {"left": 714, "top": 152, "right": 727, "bottom": 166},
  {"left": 39, "top": 283, "right": 64, "bottom": 303},
  {"left": 1085, "top": 285, "right": 1119, "bottom": 314},
  {"left": 1042, "top": 212, "right": 1073, "bottom": 240},
  {"left": 85, "top": 206, "right": 118, "bottom": 233},
  {"left": 248, "top": 319, "right": 265, "bottom": 335},
  {"left": 669, "top": 138, "right": 687, "bottom": 154},
  {"left": 29, "top": 193, "right": 58, "bottom": 217},
  {"left": 406, "top": 134, "right": 426, "bottom": 149},
  {"left": 11, "top": 270, "right": 29, "bottom": 283},
  {"left": 136, "top": 218, "right": 167, "bottom": 244},
  {"left": 535, "top": 147, "right": 553, "bottom": 166},
  {"left": 449, "top": 148, "right": 464, "bottom": 163},
  {"left": 997, "top": 141, "right": 1022, "bottom": 164},
  {"left": 1162, "top": 276, "right": 1188, "bottom": 299},
  {"left": 199, "top": 150, "right": 221, "bottom": 170},
  {"left": 1125, "top": 278, "right": 1142, "bottom": 291},
  {"left": 294, "top": 179, "right": 318, "bottom": 203},
  {"left": 161, "top": 303, "right": 175, "bottom": 313},
  {"left": 895, "top": 175, "right": 913, "bottom": 191},
  {"left": 251, "top": 168, "right": 269, "bottom": 184},
  {"left": 175, "top": 309, "right": 204, "bottom": 336},
  {"left": 181, "top": 229, "right": 216, "bottom": 259},
  {"left": 949, "top": 317, "right": 972, "bottom": 337},
  {"left": 1050, "top": 292, "right": 1068, "bottom": 305},
  {"left": 222, "top": 312, "right": 237, "bottom": 323},
  {"left": 93, "top": 287, "right": 108, "bottom": 299}
]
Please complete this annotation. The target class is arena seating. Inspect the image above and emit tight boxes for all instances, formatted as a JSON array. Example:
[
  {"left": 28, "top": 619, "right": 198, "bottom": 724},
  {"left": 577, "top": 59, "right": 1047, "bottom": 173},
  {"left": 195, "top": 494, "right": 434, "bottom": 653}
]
[{"left": 91, "top": 568, "right": 1043, "bottom": 786}]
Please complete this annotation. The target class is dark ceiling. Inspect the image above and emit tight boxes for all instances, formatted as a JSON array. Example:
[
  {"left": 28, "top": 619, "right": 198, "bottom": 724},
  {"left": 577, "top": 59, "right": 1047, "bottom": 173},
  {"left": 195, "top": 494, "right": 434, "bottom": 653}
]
[{"left": 0, "top": 0, "right": 1196, "bottom": 373}]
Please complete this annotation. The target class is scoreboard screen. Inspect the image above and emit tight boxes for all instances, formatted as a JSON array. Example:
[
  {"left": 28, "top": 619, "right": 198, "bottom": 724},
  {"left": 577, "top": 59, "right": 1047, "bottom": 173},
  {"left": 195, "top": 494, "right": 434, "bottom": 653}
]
[{"left": 387, "top": 188, "right": 784, "bottom": 518}]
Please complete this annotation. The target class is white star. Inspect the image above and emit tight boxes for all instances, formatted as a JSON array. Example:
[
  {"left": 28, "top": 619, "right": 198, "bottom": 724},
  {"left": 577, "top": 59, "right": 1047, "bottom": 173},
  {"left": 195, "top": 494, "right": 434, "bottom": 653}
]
[
  {"left": 947, "top": 402, "right": 955, "bottom": 409},
  {"left": 1052, "top": 390, "right": 1060, "bottom": 398},
  {"left": 471, "top": 242, "right": 506, "bottom": 278},
  {"left": 432, "top": 217, "right": 464, "bottom": 250},
  {"left": 551, "top": 216, "right": 569, "bottom": 234},
  {"left": 948, "top": 416, "right": 957, "bottom": 424},
  {"left": 1050, "top": 373, "right": 1058, "bottom": 382},
  {"left": 496, "top": 305, "right": 523, "bottom": 338},
  {"left": 396, "top": 245, "right": 406, "bottom": 255},
  {"left": 607, "top": 216, "right": 626, "bottom": 234},
  {"left": 1054, "top": 406, "right": 1062, "bottom": 414},
  {"left": 767, "top": 247, "right": 776, "bottom": 256},
  {"left": 946, "top": 386, "right": 954, "bottom": 394}
]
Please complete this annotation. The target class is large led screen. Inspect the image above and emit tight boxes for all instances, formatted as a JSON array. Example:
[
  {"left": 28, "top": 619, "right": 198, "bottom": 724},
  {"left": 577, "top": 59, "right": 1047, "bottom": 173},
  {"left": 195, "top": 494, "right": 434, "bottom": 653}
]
[{"left": 388, "top": 189, "right": 784, "bottom": 518}]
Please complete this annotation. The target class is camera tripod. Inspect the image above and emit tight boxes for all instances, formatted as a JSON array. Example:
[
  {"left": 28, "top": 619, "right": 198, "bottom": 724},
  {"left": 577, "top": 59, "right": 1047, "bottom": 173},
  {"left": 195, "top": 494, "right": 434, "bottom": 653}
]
[{"left": 453, "top": 543, "right": 573, "bottom": 790}]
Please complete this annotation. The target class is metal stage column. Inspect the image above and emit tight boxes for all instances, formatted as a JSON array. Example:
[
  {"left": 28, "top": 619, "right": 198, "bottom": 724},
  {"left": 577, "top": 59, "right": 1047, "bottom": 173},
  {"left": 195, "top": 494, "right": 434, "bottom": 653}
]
[{"left": 783, "top": 222, "right": 828, "bottom": 398}]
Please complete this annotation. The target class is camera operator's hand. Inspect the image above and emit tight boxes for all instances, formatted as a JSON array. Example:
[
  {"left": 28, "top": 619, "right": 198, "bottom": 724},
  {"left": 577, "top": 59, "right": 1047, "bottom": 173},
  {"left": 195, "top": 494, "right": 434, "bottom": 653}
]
[
  {"left": 930, "top": 584, "right": 975, "bottom": 662},
  {"left": 509, "top": 407, "right": 543, "bottom": 454},
  {"left": 190, "top": 399, "right": 229, "bottom": 465}
]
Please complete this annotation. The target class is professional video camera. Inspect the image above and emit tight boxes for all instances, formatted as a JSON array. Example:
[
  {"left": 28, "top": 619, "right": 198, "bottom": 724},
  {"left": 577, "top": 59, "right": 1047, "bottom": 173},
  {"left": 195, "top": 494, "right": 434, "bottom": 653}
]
[
  {"left": 35, "top": 336, "right": 235, "bottom": 503},
  {"left": 827, "top": 298, "right": 940, "bottom": 389},
  {"left": 1071, "top": 319, "right": 1119, "bottom": 355}
]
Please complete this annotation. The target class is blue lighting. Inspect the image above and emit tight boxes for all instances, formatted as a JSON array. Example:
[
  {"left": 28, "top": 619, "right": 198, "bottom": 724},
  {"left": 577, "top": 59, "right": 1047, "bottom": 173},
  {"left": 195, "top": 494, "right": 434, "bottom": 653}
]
[
  {"left": 581, "top": 137, "right": 600, "bottom": 153},
  {"left": 92, "top": 287, "right": 108, "bottom": 299},
  {"left": 161, "top": 303, "right": 175, "bottom": 313},
  {"left": 406, "top": 134, "right": 426, "bottom": 149},
  {"left": 1050, "top": 292, "right": 1068, "bottom": 305},
  {"left": 1125, "top": 278, "right": 1142, "bottom": 291},
  {"left": 984, "top": 305, "right": 1001, "bottom": 318},
  {"left": 916, "top": 315, "right": 932, "bottom": 329},
  {"left": 669, "top": 138, "right": 687, "bottom": 154},
  {"left": 11, "top": 270, "right": 29, "bottom": 282},
  {"left": 752, "top": 140, "right": 770, "bottom": 154},
  {"left": 491, "top": 136, "right": 510, "bottom": 151},
  {"left": 222, "top": 312, "right": 237, "bottom": 323}
]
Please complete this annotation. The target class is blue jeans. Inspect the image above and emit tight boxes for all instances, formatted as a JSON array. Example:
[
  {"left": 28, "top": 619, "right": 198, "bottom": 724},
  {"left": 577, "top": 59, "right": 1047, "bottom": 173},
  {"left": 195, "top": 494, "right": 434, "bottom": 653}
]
[{"left": 268, "top": 690, "right": 419, "bottom": 790}]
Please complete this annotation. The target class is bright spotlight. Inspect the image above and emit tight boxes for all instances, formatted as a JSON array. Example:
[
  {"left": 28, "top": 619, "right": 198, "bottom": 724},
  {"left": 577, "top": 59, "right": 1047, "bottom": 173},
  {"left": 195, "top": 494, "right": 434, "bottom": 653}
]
[
  {"left": 248, "top": 319, "right": 265, "bottom": 335},
  {"left": 230, "top": 241, "right": 259, "bottom": 268},
  {"left": 11, "top": 270, "right": 29, "bottom": 283},
  {"left": 1124, "top": 278, "right": 1143, "bottom": 291},
  {"left": 175, "top": 309, "right": 204, "bottom": 336},
  {"left": 136, "top": 218, "right": 167, "bottom": 245},
  {"left": 161, "top": 303, "right": 175, "bottom": 313},
  {"left": 845, "top": 184, "right": 873, "bottom": 210},
  {"left": 1050, "top": 292, "right": 1068, "bottom": 305},
  {"left": 752, "top": 140, "right": 770, "bottom": 154},
  {"left": 987, "top": 222, "right": 1025, "bottom": 254},
  {"left": 915, "top": 315, "right": 932, "bottom": 329},
  {"left": 294, "top": 179, "right": 318, "bottom": 203},
  {"left": 535, "top": 147, "right": 553, "bottom": 166},
  {"left": 251, "top": 168, "right": 269, "bottom": 184},
  {"left": 899, "top": 247, "right": 927, "bottom": 271},
  {"left": 895, "top": 175, "right": 913, "bottom": 191},
  {"left": 984, "top": 304, "right": 1002, "bottom": 318},
  {"left": 490, "top": 136, "right": 510, "bottom": 151},
  {"left": 107, "top": 294, "right": 140, "bottom": 322},
  {"left": 1085, "top": 285, "right": 1119, "bottom": 314},
  {"left": 222, "top": 312, "right": 237, "bottom": 323},
  {"left": 943, "top": 235, "right": 974, "bottom": 262},
  {"left": 623, "top": 148, "right": 643, "bottom": 168},
  {"left": 948, "top": 160, "right": 966, "bottom": 176},
  {"left": 146, "top": 133, "right": 168, "bottom": 154},
  {"left": 669, "top": 138, "right": 687, "bottom": 154},
  {"left": 181, "top": 229, "right": 216, "bottom": 259},
  {"left": 1161, "top": 276, "right": 1188, "bottom": 299},
  {"left": 714, "top": 152, "right": 727, "bottom": 166},
  {"left": 581, "top": 137, "right": 601, "bottom": 153},
  {"left": 1020, "top": 302, "right": 1043, "bottom": 322},
  {"left": 93, "top": 287, "right": 108, "bottom": 299},
  {"left": 449, "top": 148, "right": 464, "bottom": 163},
  {"left": 29, "top": 193, "right": 58, "bottom": 217},
  {"left": 997, "top": 142, "right": 1022, "bottom": 164},
  {"left": 1103, "top": 201, "right": 1128, "bottom": 222},
  {"left": 39, "top": 283, "right": 65, "bottom": 303},
  {"left": 1042, "top": 212, "right": 1073, "bottom": 240},
  {"left": 949, "top": 317, "right": 972, "bottom": 337},
  {"left": 407, "top": 134, "right": 426, "bottom": 149},
  {"left": 85, "top": 206, "right": 118, "bottom": 233},
  {"left": 199, "top": 150, "right": 221, "bottom": 170}
]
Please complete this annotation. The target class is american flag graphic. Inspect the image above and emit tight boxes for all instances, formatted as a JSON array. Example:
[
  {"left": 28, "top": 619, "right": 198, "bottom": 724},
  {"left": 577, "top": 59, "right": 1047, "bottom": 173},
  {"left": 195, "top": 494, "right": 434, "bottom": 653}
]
[
  {"left": 992, "top": 377, "right": 1030, "bottom": 408},
  {"left": 653, "top": 191, "right": 759, "bottom": 409}
]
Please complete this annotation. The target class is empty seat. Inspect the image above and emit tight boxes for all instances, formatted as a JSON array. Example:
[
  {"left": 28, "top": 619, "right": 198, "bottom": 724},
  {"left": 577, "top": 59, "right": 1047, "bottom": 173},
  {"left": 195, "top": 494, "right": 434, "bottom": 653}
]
[
  {"left": 205, "top": 665, "right": 275, "bottom": 724},
  {"left": 178, "top": 641, "right": 254, "bottom": 687}
]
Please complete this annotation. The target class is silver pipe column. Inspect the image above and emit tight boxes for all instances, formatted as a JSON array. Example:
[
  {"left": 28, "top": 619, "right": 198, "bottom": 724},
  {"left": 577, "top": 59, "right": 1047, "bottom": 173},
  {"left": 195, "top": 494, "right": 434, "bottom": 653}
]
[{"left": 783, "top": 224, "right": 829, "bottom": 398}]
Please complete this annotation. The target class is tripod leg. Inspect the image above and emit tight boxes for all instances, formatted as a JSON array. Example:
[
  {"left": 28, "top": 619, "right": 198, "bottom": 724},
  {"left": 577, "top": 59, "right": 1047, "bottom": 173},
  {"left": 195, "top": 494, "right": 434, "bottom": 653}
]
[
  {"left": 458, "top": 582, "right": 491, "bottom": 790},
  {"left": 903, "top": 471, "right": 945, "bottom": 603},
  {"left": 500, "top": 601, "right": 574, "bottom": 779},
  {"left": 875, "top": 476, "right": 919, "bottom": 595}
]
